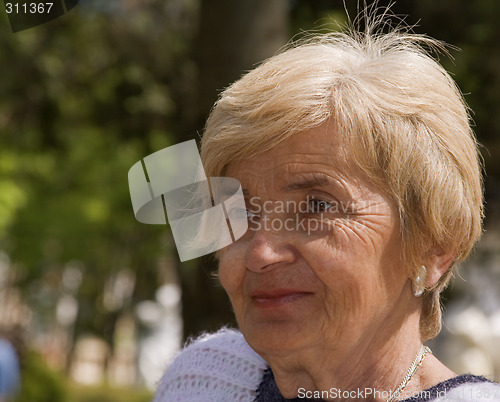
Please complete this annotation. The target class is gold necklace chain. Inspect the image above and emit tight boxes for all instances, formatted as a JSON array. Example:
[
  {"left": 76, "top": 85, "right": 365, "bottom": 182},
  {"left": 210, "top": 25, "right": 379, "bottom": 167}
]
[{"left": 385, "top": 345, "right": 431, "bottom": 402}]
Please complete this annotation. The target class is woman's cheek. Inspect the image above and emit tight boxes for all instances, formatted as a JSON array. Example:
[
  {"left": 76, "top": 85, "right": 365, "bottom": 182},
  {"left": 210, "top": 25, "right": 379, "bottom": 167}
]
[{"left": 217, "top": 244, "right": 246, "bottom": 295}]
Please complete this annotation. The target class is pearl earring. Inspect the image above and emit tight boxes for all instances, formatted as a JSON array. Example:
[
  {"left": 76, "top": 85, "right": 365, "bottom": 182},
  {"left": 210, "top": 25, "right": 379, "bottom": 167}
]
[{"left": 412, "top": 265, "right": 427, "bottom": 297}]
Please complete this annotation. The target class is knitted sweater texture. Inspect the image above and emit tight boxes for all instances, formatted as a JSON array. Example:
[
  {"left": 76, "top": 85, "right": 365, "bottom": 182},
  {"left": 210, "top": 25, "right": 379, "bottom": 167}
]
[
  {"left": 153, "top": 329, "right": 500, "bottom": 401},
  {"left": 153, "top": 329, "right": 267, "bottom": 402}
]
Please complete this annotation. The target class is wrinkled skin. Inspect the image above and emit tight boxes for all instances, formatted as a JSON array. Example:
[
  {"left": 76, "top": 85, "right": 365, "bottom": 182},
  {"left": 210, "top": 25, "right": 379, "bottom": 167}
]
[{"left": 218, "top": 123, "right": 455, "bottom": 400}]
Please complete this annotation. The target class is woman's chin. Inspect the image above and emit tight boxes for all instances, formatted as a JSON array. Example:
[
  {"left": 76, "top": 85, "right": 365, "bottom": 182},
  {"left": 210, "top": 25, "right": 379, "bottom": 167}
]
[{"left": 241, "top": 321, "right": 312, "bottom": 358}]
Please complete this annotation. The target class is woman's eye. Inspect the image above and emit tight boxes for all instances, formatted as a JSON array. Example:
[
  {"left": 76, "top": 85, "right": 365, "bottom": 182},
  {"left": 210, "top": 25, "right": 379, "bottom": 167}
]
[{"left": 307, "top": 198, "right": 333, "bottom": 214}]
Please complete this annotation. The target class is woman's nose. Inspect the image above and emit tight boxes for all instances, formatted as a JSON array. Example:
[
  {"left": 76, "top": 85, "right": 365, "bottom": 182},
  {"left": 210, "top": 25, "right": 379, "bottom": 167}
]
[{"left": 244, "top": 224, "right": 297, "bottom": 272}]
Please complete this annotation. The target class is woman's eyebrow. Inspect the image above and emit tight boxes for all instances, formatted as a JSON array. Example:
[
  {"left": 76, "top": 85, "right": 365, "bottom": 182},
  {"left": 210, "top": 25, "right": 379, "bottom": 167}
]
[
  {"left": 281, "top": 175, "right": 334, "bottom": 192},
  {"left": 281, "top": 173, "right": 356, "bottom": 201}
]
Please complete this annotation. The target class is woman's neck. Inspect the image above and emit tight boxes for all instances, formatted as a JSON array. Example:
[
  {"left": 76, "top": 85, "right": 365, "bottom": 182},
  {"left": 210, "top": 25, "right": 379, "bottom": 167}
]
[{"left": 265, "top": 310, "right": 453, "bottom": 401}]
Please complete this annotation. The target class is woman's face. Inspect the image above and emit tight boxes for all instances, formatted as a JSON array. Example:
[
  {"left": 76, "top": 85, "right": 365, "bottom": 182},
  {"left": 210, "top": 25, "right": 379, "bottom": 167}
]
[{"left": 219, "top": 124, "right": 413, "bottom": 363}]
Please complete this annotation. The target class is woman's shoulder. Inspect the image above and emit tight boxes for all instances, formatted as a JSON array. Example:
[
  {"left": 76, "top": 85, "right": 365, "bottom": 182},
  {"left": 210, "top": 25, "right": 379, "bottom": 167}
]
[
  {"left": 153, "top": 328, "right": 268, "bottom": 402},
  {"left": 434, "top": 374, "right": 500, "bottom": 401},
  {"left": 403, "top": 374, "right": 500, "bottom": 402}
]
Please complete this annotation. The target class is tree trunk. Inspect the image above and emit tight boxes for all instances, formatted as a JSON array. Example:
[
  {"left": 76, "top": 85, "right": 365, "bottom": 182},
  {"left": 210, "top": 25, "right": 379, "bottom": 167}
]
[{"left": 179, "top": 0, "right": 288, "bottom": 339}]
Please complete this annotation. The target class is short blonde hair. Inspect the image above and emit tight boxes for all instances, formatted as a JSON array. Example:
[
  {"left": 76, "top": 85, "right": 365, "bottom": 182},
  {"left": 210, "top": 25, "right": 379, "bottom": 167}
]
[{"left": 201, "top": 26, "right": 484, "bottom": 341}]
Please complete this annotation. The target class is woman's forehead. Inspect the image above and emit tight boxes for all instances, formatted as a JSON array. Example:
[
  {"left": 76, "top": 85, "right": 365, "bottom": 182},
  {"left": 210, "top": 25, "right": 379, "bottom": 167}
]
[{"left": 226, "top": 124, "right": 352, "bottom": 184}]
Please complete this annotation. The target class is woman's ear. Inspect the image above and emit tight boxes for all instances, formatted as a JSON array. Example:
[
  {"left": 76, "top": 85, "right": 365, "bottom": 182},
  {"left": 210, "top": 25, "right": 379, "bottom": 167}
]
[{"left": 424, "top": 246, "right": 455, "bottom": 288}]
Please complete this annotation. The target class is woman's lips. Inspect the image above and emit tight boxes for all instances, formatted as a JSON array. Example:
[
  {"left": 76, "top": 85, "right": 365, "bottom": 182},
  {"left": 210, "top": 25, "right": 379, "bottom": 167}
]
[{"left": 251, "top": 289, "right": 312, "bottom": 308}]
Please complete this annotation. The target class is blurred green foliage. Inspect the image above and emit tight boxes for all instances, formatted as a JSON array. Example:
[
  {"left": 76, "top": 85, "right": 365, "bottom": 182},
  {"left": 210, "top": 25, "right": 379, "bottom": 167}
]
[
  {"left": 12, "top": 349, "right": 152, "bottom": 402},
  {"left": 67, "top": 383, "right": 152, "bottom": 402},
  {"left": 15, "top": 351, "right": 67, "bottom": 402},
  {"left": 0, "top": 0, "right": 198, "bottom": 341},
  {"left": 0, "top": 0, "right": 499, "bottom": 381}
]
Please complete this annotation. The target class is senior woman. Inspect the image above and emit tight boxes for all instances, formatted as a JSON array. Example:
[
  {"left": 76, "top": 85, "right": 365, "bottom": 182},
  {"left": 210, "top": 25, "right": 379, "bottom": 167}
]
[{"left": 152, "top": 25, "right": 500, "bottom": 402}]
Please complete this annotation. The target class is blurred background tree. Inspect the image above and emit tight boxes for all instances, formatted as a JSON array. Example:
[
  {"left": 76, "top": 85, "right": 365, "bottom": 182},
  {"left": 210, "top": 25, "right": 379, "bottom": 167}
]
[{"left": 0, "top": 0, "right": 499, "bottom": 399}]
